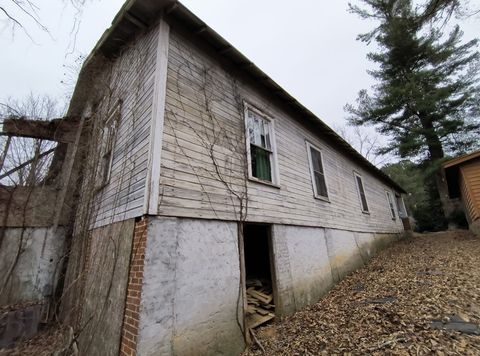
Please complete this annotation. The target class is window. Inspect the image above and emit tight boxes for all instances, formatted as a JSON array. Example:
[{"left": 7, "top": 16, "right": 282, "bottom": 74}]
[
  {"left": 385, "top": 191, "right": 396, "bottom": 219},
  {"left": 96, "top": 103, "right": 121, "bottom": 190},
  {"left": 395, "top": 193, "right": 407, "bottom": 218},
  {"left": 245, "top": 104, "right": 278, "bottom": 184},
  {"left": 306, "top": 142, "right": 328, "bottom": 200},
  {"left": 354, "top": 172, "right": 369, "bottom": 213}
]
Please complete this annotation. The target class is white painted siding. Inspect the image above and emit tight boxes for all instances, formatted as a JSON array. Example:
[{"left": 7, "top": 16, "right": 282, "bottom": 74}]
[
  {"left": 89, "top": 25, "right": 160, "bottom": 227},
  {"left": 158, "top": 30, "right": 404, "bottom": 234}
]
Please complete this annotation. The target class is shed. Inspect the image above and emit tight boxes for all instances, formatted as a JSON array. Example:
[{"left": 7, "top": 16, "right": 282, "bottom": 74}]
[{"left": 443, "top": 150, "right": 480, "bottom": 236}]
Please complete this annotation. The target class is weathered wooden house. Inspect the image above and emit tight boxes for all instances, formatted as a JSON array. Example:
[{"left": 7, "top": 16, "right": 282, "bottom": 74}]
[
  {"left": 443, "top": 150, "right": 480, "bottom": 236},
  {"left": 0, "top": 0, "right": 409, "bottom": 354}
]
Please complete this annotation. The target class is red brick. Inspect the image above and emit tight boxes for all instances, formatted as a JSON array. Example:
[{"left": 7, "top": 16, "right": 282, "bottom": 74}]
[{"left": 119, "top": 217, "right": 148, "bottom": 356}]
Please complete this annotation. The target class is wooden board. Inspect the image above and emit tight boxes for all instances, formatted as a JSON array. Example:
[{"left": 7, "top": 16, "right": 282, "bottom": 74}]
[
  {"left": 246, "top": 313, "right": 275, "bottom": 329},
  {"left": 247, "top": 289, "right": 273, "bottom": 304}
]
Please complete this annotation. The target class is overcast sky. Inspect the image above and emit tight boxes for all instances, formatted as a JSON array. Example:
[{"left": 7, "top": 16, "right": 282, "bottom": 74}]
[{"left": 1, "top": 0, "right": 478, "bottom": 131}]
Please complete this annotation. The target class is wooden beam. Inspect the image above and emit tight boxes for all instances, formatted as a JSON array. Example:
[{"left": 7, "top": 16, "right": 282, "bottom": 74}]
[
  {"left": 0, "top": 147, "right": 56, "bottom": 181},
  {"left": 2, "top": 117, "right": 81, "bottom": 143},
  {"left": 125, "top": 12, "right": 148, "bottom": 29}
]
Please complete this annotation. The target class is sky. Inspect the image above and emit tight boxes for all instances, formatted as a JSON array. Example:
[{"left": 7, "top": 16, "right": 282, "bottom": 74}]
[{"left": 1, "top": 0, "right": 479, "bottom": 132}]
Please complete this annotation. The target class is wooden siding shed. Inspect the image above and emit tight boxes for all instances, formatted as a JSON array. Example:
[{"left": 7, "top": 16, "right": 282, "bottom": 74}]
[{"left": 444, "top": 150, "right": 480, "bottom": 235}]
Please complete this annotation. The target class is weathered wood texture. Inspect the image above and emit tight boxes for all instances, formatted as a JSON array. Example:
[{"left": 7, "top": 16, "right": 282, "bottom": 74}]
[
  {"left": 78, "top": 25, "right": 160, "bottom": 228},
  {"left": 2, "top": 117, "right": 81, "bottom": 143},
  {"left": 460, "top": 159, "right": 480, "bottom": 223},
  {"left": 158, "top": 30, "right": 404, "bottom": 234}
]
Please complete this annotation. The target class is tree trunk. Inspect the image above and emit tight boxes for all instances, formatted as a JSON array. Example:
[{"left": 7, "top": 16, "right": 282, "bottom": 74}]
[{"left": 422, "top": 118, "right": 454, "bottom": 225}]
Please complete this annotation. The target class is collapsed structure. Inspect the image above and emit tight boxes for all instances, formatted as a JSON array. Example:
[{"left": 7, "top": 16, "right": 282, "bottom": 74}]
[{"left": 0, "top": 0, "right": 410, "bottom": 354}]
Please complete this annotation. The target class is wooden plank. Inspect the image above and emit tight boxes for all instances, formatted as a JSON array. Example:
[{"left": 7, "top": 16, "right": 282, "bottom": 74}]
[
  {"left": 246, "top": 313, "right": 274, "bottom": 329},
  {"left": 246, "top": 289, "right": 273, "bottom": 305},
  {"left": 2, "top": 117, "right": 81, "bottom": 143}
]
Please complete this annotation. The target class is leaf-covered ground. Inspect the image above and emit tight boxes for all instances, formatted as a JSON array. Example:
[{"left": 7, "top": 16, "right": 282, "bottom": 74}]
[
  {"left": 0, "top": 324, "right": 68, "bottom": 356},
  {"left": 244, "top": 230, "right": 480, "bottom": 355}
]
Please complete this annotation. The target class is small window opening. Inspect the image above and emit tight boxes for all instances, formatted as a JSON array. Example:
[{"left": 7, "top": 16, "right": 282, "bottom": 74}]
[
  {"left": 386, "top": 191, "right": 396, "bottom": 219},
  {"left": 243, "top": 224, "right": 275, "bottom": 330},
  {"left": 307, "top": 143, "right": 328, "bottom": 199},
  {"left": 395, "top": 194, "right": 407, "bottom": 218},
  {"left": 354, "top": 173, "right": 369, "bottom": 213}
]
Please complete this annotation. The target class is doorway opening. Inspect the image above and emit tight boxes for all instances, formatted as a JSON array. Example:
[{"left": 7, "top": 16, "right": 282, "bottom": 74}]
[{"left": 243, "top": 223, "right": 275, "bottom": 329}]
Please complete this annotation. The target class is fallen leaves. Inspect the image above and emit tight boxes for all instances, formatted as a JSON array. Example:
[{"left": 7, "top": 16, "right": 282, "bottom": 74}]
[
  {"left": 243, "top": 230, "right": 480, "bottom": 355},
  {"left": 0, "top": 324, "right": 68, "bottom": 356}
]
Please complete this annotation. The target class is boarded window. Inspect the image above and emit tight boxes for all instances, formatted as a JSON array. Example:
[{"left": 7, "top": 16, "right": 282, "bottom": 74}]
[
  {"left": 386, "top": 191, "right": 396, "bottom": 219},
  {"left": 246, "top": 107, "right": 276, "bottom": 183},
  {"left": 355, "top": 173, "right": 369, "bottom": 213},
  {"left": 307, "top": 143, "right": 328, "bottom": 199}
]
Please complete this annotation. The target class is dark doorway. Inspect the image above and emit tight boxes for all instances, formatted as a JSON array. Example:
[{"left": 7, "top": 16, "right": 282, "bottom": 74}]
[
  {"left": 243, "top": 223, "right": 275, "bottom": 329},
  {"left": 244, "top": 224, "right": 272, "bottom": 281}
]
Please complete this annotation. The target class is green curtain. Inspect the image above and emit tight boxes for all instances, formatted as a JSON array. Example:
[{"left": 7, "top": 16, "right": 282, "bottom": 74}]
[{"left": 252, "top": 145, "right": 271, "bottom": 181}]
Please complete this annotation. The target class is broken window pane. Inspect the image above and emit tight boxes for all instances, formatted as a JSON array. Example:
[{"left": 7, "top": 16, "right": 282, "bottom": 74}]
[
  {"left": 248, "top": 110, "right": 271, "bottom": 150},
  {"left": 247, "top": 108, "right": 274, "bottom": 182}
]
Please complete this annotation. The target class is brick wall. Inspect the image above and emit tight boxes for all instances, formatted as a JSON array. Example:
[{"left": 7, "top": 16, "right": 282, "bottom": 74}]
[{"left": 119, "top": 217, "right": 148, "bottom": 356}]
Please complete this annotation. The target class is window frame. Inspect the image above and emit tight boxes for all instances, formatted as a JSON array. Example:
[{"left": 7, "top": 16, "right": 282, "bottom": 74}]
[
  {"left": 353, "top": 171, "right": 369, "bottom": 214},
  {"left": 96, "top": 102, "right": 121, "bottom": 191},
  {"left": 243, "top": 102, "right": 280, "bottom": 187},
  {"left": 385, "top": 190, "right": 397, "bottom": 220},
  {"left": 306, "top": 141, "right": 330, "bottom": 201},
  {"left": 395, "top": 193, "right": 407, "bottom": 218}
]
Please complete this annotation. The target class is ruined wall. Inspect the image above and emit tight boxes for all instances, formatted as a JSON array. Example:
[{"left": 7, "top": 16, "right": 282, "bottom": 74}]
[
  {"left": 136, "top": 217, "right": 245, "bottom": 356},
  {"left": 0, "top": 227, "right": 65, "bottom": 306}
]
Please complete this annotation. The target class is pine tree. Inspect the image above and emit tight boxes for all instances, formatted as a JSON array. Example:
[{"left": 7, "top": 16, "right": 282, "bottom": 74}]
[{"left": 346, "top": 0, "right": 480, "bottom": 225}]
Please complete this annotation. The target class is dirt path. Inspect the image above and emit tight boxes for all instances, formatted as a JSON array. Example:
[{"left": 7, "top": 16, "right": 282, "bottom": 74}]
[{"left": 244, "top": 230, "right": 480, "bottom": 355}]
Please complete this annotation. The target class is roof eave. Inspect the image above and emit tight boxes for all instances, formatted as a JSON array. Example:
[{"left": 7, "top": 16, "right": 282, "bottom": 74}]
[{"left": 67, "top": 0, "right": 407, "bottom": 194}]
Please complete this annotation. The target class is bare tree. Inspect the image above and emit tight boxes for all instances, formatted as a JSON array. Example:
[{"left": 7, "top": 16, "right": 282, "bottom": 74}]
[
  {"left": 0, "top": 0, "right": 93, "bottom": 41},
  {"left": 333, "top": 124, "right": 392, "bottom": 167},
  {"left": 0, "top": 94, "right": 61, "bottom": 186}
]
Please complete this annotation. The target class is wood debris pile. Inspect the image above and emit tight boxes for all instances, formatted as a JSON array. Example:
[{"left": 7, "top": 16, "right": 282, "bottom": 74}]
[
  {"left": 243, "top": 230, "right": 480, "bottom": 355},
  {"left": 246, "top": 279, "right": 275, "bottom": 329}
]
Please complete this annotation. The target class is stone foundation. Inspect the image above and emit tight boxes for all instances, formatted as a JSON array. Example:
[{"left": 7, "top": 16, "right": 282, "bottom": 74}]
[{"left": 130, "top": 217, "right": 402, "bottom": 355}]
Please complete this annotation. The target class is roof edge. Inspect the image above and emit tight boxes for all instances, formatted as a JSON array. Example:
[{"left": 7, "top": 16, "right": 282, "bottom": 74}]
[
  {"left": 443, "top": 150, "right": 480, "bottom": 169},
  {"left": 67, "top": 0, "right": 407, "bottom": 194}
]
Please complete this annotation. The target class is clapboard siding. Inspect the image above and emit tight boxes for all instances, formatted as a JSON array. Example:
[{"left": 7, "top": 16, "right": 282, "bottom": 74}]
[
  {"left": 90, "top": 25, "right": 160, "bottom": 227},
  {"left": 460, "top": 160, "right": 480, "bottom": 222},
  {"left": 157, "top": 30, "right": 404, "bottom": 234}
]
